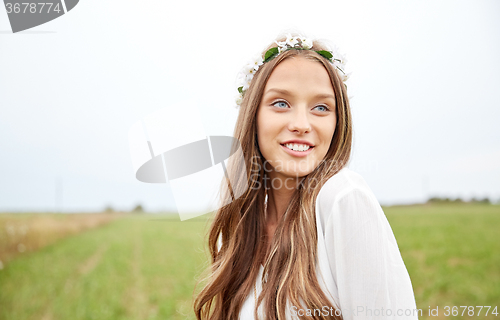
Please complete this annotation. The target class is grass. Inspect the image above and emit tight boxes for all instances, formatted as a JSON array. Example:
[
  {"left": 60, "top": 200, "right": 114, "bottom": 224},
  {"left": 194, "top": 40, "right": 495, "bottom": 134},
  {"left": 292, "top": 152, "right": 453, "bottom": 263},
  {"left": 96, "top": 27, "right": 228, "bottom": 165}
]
[
  {"left": 0, "top": 214, "right": 211, "bottom": 320},
  {"left": 0, "top": 204, "right": 499, "bottom": 319},
  {"left": 0, "top": 212, "right": 120, "bottom": 266},
  {"left": 384, "top": 203, "right": 500, "bottom": 319}
]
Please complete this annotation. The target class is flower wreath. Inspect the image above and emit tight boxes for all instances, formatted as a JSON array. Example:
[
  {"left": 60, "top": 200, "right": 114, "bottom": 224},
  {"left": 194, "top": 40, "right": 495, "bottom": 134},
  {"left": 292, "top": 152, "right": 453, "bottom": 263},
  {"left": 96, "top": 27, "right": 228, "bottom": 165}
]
[{"left": 235, "top": 34, "right": 349, "bottom": 107}]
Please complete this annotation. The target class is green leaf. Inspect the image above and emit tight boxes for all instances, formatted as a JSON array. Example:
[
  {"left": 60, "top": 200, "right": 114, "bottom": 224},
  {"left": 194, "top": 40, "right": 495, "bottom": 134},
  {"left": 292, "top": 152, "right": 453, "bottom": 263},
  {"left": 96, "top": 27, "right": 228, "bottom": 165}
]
[
  {"left": 264, "top": 47, "right": 279, "bottom": 62},
  {"left": 316, "top": 50, "right": 333, "bottom": 60},
  {"left": 238, "top": 86, "right": 243, "bottom": 94}
]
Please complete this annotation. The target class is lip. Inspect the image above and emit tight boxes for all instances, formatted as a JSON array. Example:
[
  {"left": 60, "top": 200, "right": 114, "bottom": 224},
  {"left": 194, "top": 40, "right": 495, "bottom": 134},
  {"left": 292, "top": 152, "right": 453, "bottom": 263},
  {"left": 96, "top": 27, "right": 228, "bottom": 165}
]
[
  {"left": 280, "top": 143, "right": 314, "bottom": 157},
  {"left": 280, "top": 139, "right": 315, "bottom": 147}
]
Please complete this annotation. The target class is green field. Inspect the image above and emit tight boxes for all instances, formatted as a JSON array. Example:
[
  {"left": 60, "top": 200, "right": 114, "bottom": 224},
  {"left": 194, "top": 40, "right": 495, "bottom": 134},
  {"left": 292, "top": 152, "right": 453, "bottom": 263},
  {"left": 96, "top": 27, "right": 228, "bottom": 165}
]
[
  {"left": 384, "top": 204, "right": 500, "bottom": 319},
  {"left": 0, "top": 204, "right": 499, "bottom": 320}
]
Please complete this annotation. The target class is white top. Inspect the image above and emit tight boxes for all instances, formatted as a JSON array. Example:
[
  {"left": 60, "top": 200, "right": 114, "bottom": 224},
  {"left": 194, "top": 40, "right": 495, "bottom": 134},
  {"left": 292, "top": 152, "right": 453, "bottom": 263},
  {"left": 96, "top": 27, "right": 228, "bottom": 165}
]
[{"left": 237, "top": 167, "right": 419, "bottom": 319}]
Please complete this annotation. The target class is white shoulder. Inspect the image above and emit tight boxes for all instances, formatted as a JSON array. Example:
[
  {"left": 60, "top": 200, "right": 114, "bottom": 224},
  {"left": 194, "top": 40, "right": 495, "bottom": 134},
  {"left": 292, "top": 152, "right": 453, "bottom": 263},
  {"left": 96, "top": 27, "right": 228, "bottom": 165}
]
[
  {"left": 315, "top": 168, "right": 380, "bottom": 229},
  {"left": 316, "top": 169, "right": 418, "bottom": 319}
]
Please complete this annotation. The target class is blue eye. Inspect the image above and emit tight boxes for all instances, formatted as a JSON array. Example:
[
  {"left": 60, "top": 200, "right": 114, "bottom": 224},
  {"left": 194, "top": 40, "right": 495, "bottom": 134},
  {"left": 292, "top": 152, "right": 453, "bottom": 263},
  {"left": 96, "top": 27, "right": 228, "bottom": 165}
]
[
  {"left": 314, "top": 105, "right": 329, "bottom": 112},
  {"left": 272, "top": 101, "right": 288, "bottom": 108}
]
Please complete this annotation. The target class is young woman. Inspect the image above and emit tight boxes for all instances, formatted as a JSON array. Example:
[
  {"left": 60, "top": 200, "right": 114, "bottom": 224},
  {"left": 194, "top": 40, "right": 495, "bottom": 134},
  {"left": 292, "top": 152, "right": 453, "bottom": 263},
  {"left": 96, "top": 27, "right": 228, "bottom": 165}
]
[{"left": 194, "top": 33, "right": 418, "bottom": 320}]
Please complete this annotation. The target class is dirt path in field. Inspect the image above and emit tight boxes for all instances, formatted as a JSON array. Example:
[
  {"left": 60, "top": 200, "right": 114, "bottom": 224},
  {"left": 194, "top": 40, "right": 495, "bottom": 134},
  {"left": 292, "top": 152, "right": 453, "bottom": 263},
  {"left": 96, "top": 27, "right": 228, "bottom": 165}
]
[
  {"left": 122, "top": 230, "right": 158, "bottom": 319},
  {"left": 37, "top": 244, "right": 110, "bottom": 320},
  {"left": 40, "top": 310, "right": 53, "bottom": 320},
  {"left": 0, "top": 213, "right": 121, "bottom": 268},
  {"left": 78, "top": 244, "right": 109, "bottom": 276}
]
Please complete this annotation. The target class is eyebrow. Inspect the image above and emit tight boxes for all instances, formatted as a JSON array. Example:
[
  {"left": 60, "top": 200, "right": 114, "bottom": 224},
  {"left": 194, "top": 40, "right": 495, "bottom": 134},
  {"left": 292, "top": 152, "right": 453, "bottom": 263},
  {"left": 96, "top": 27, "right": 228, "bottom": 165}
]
[{"left": 264, "top": 88, "right": 335, "bottom": 100}]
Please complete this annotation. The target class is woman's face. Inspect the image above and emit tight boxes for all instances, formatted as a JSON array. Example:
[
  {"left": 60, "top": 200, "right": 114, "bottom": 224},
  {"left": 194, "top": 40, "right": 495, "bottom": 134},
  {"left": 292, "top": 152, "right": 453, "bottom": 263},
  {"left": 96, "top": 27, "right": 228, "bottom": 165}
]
[{"left": 256, "top": 56, "right": 336, "bottom": 188}]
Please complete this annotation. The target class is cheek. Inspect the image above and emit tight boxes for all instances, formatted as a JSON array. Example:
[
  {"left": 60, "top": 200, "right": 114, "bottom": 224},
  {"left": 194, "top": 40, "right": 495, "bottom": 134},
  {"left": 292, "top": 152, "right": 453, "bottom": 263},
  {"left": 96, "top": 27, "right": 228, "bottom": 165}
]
[
  {"left": 321, "top": 118, "right": 336, "bottom": 141},
  {"left": 257, "top": 128, "right": 272, "bottom": 155},
  {"left": 319, "top": 121, "right": 336, "bottom": 154},
  {"left": 256, "top": 111, "right": 274, "bottom": 144},
  {"left": 329, "top": 125, "right": 336, "bottom": 143}
]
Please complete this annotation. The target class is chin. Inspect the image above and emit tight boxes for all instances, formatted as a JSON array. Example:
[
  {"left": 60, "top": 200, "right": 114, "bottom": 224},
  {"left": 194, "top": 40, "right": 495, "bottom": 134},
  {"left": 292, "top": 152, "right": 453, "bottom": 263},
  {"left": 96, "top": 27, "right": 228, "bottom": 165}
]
[{"left": 285, "top": 170, "right": 313, "bottom": 178}]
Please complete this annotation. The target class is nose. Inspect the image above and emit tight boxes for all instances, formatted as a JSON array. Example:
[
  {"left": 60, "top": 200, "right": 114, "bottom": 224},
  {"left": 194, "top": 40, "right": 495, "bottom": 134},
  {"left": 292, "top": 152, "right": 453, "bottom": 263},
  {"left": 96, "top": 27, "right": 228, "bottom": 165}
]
[{"left": 288, "top": 107, "right": 311, "bottom": 134}]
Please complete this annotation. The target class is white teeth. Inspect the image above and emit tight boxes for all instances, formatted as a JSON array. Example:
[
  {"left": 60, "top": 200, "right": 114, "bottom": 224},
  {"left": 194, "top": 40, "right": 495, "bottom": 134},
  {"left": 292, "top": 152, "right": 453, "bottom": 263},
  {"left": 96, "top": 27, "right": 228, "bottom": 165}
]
[{"left": 284, "top": 143, "right": 311, "bottom": 152}]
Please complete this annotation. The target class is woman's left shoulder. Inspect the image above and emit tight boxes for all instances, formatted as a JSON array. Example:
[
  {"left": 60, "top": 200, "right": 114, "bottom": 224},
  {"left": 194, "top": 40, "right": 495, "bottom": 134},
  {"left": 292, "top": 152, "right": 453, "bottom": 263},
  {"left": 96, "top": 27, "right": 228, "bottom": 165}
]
[
  {"left": 317, "top": 167, "right": 375, "bottom": 204},
  {"left": 315, "top": 168, "right": 381, "bottom": 224}
]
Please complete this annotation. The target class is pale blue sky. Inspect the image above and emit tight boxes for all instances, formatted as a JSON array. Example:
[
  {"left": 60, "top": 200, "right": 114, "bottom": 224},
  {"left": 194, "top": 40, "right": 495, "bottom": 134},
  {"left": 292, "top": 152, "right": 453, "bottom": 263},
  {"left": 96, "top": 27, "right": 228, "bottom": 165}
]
[{"left": 1, "top": 0, "right": 499, "bottom": 212}]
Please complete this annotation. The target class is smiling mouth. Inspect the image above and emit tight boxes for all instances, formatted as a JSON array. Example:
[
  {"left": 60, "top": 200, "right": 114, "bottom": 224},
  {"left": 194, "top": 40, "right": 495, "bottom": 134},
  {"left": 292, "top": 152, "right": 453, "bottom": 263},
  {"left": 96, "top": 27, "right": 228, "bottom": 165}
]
[{"left": 280, "top": 143, "right": 314, "bottom": 152}]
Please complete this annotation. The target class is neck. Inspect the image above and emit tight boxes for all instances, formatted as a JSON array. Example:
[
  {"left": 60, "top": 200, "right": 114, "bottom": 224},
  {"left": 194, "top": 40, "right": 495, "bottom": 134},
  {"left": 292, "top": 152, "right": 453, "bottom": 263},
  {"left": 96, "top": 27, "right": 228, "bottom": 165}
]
[{"left": 265, "top": 174, "right": 301, "bottom": 225}]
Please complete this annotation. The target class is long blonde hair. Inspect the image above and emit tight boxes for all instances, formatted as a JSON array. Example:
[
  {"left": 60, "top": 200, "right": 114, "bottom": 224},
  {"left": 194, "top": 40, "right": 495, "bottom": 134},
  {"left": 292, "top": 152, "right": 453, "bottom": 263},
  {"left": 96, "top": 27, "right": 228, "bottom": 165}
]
[{"left": 194, "top": 37, "right": 352, "bottom": 320}]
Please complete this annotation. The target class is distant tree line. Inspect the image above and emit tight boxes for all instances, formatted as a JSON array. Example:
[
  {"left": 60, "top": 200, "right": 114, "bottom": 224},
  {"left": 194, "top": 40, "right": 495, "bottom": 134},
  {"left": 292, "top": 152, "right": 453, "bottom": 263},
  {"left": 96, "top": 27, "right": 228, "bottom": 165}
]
[
  {"left": 427, "top": 196, "right": 491, "bottom": 204},
  {"left": 101, "top": 204, "right": 145, "bottom": 213},
  {"left": 131, "top": 204, "right": 144, "bottom": 213}
]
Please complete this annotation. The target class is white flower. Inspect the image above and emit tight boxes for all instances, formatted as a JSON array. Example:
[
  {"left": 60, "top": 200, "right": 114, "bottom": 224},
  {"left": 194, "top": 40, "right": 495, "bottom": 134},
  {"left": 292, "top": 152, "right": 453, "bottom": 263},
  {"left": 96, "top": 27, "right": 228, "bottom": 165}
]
[
  {"left": 235, "top": 94, "right": 242, "bottom": 106},
  {"left": 251, "top": 56, "right": 264, "bottom": 70},
  {"left": 274, "top": 40, "right": 287, "bottom": 53},
  {"left": 275, "top": 40, "right": 286, "bottom": 48},
  {"left": 242, "top": 63, "right": 254, "bottom": 74},
  {"left": 236, "top": 54, "right": 264, "bottom": 100},
  {"left": 245, "top": 73, "right": 254, "bottom": 84},
  {"left": 300, "top": 36, "right": 313, "bottom": 49},
  {"left": 285, "top": 33, "right": 298, "bottom": 47},
  {"left": 343, "top": 72, "right": 351, "bottom": 82},
  {"left": 237, "top": 71, "right": 246, "bottom": 81},
  {"left": 236, "top": 73, "right": 246, "bottom": 87}
]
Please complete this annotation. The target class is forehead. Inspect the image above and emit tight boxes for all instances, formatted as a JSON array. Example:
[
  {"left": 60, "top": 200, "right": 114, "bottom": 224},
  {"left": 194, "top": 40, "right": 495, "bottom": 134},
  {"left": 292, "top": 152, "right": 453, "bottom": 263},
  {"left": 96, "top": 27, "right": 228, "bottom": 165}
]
[{"left": 264, "top": 56, "right": 334, "bottom": 94}]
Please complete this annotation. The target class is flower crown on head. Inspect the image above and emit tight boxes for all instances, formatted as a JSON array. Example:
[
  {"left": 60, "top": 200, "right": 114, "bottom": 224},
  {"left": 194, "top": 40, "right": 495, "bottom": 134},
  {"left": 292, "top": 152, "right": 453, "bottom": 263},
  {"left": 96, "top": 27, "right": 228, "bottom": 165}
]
[{"left": 235, "top": 34, "right": 349, "bottom": 107}]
